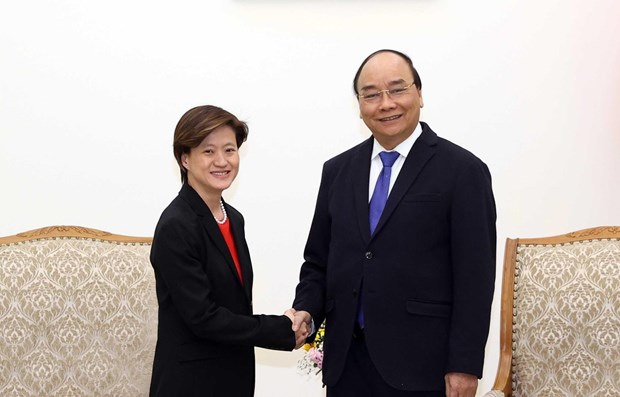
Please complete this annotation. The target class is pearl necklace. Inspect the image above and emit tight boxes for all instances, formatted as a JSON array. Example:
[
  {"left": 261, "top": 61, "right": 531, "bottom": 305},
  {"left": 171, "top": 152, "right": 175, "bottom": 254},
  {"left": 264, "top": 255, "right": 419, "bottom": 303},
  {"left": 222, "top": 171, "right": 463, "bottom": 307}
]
[{"left": 214, "top": 199, "right": 227, "bottom": 225}]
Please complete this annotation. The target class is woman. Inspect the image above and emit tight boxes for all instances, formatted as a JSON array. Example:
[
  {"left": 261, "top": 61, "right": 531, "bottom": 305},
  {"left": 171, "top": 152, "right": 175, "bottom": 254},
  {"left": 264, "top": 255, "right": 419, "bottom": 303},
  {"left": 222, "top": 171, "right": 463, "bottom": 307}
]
[{"left": 149, "top": 105, "right": 302, "bottom": 397}]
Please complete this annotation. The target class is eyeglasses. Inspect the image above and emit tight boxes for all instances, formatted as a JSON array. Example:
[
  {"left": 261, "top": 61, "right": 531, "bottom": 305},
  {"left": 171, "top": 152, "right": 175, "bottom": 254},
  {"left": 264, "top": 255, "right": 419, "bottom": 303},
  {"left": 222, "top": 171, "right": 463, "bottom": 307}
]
[{"left": 357, "top": 82, "right": 416, "bottom": 103}]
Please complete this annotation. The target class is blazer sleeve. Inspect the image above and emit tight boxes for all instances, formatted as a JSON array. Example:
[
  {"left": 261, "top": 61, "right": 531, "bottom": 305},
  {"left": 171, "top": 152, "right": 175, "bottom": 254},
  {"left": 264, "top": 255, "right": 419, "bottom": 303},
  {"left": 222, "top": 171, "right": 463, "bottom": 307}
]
[
  {"left": 151, "top": 212, "right": 295, "bottom": 351},
  {"left": 446, "top": 158, "right": 497, "bottom": 377},
  {"left": 292, "top": 162, "right": 333, "bottom": 327}
]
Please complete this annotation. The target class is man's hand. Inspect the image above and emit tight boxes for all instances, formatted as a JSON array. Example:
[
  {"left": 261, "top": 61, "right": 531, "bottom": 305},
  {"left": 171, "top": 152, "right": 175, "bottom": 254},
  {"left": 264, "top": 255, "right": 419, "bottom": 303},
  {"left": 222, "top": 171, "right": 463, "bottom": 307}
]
[
  {"left": 445, "top": 372, "right": 477, "bottom": 397},
  {"left": 284, "top": 308, "right": 311, "bottom": 349}
]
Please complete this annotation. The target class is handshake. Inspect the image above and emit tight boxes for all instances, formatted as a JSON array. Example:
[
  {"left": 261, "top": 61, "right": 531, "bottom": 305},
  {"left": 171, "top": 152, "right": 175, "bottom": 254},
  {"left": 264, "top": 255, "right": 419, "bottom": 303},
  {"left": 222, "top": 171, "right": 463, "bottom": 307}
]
[{"left": 284, "top": 308, "right": 312, "bottom": 349}]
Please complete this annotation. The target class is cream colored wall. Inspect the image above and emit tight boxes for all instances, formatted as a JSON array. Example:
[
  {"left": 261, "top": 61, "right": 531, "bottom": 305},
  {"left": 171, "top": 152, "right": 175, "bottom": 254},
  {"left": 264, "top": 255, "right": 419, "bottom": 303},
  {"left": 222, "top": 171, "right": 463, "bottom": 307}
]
[{"left": 1, "top": 0, "right": 619, "bottom": 395}]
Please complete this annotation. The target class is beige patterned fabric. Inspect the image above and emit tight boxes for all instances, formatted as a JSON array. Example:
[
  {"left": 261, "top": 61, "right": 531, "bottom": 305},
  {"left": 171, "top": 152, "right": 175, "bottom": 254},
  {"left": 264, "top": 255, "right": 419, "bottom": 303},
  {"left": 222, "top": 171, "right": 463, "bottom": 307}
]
[
  {"left": 0, "top": 237, "right": 157, "bottom": 397},
  {"left": 482, "top": 391, "right": 505, "bottom": 397},
  {"left": 512, "top": 239, "right": 620, "bottom": 396}
]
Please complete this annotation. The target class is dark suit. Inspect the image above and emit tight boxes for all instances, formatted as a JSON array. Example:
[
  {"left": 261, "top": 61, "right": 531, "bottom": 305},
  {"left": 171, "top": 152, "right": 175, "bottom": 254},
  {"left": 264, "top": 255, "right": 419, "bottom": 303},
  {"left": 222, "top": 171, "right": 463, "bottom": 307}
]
[
  {"left": 293, "top": 122, "right": 496, "bottom": 392},
  {"left": 149, "top": 184, "right": 295, "bottom": 397}
]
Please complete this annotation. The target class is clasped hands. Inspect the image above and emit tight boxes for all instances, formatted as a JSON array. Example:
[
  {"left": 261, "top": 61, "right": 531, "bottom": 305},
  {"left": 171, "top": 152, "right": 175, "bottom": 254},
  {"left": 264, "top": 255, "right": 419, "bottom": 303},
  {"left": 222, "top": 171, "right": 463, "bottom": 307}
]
[{"left": 284, "top": 308, "right": 312, "bottom": 349}]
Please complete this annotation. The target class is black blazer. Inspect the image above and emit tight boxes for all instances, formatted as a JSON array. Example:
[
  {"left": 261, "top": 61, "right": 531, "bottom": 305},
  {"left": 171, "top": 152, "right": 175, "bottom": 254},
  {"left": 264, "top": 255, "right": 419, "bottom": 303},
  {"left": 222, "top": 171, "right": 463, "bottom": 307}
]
[
  {"left": 149, "top": 184, "right": 295, "bottom": 397},
  {"left": 293, "top": 123, "right": 496, "bottom": 391}
]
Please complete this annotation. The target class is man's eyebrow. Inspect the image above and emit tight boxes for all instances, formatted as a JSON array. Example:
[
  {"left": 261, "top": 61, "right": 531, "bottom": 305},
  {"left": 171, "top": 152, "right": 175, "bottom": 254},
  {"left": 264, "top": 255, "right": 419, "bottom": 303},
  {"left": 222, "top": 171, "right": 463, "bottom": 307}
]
[
  {"left": 359, "top": 79, "right": 407, "bottom": 92},
  {"left": 359, "top": 84, "right": 378, "bottom": 92}
]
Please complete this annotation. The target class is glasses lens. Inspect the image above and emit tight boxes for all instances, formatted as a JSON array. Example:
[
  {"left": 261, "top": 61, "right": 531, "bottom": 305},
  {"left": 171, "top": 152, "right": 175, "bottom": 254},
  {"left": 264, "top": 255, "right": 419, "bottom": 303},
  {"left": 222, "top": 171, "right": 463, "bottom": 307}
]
[
  {"left": 362, "top": 92, "right": 380, "bottom": 102},
  {"left": 390, "top": 86, "right": 409, "bottom": 97},
  {"left": 360, "top": 83, "right": 412, "bottom": 102}
]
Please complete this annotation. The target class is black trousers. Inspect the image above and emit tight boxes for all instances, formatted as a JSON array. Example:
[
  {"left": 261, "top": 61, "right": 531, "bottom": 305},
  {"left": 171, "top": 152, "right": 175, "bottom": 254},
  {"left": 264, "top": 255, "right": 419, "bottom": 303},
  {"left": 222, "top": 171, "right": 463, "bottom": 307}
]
[{"left": 327, "top": 330, "right": 444, "bottom": 397}]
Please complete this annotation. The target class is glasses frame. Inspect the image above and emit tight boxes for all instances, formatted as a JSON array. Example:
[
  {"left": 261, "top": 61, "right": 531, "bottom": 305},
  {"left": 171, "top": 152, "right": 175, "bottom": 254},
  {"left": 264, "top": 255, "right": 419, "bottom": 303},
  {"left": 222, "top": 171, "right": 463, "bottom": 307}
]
[{"left": 357, "top": 81, "right": 416, "bottom": 103}]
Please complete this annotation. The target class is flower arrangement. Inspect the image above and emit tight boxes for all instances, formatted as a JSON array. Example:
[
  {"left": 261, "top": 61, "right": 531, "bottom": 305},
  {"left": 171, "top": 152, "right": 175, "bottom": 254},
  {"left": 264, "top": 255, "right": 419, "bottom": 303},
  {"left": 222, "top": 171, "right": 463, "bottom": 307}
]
[{"left": 297, "top": 321, "right": 325, "bottom": 375}]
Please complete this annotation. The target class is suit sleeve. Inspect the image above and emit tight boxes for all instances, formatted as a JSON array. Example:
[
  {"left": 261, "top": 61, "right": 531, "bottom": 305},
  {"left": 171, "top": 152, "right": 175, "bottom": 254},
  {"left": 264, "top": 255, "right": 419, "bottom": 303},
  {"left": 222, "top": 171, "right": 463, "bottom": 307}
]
[
  {"left": 151, "top": 214, "right": 295, "bottom": 351},
  {"left": 446, "top": 159, "right": 497, "bottom": 377},
  {"left": 292, "top": 162, "right": 333, "bottom": 329}
]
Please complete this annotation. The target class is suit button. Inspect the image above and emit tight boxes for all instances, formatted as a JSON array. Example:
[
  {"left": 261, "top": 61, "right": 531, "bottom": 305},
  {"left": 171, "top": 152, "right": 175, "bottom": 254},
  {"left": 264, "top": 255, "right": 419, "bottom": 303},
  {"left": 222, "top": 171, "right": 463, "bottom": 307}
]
[{"left": 365, "top": 251, "right": 373, "bottom": 259}]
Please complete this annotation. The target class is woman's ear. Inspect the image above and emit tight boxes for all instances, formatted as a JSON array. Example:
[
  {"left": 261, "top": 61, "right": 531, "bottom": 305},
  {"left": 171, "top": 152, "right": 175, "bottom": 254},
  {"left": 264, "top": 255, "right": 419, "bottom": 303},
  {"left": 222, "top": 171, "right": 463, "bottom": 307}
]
[{"left": 181, "top": 153, "right": 189, "bottom": 169}]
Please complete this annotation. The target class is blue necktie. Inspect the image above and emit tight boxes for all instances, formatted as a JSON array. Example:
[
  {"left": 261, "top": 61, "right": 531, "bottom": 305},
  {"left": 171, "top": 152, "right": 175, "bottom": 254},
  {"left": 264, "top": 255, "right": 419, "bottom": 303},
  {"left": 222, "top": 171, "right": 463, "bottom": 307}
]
[
  {"left": 369, "top": 151, "right": 400, "bottom": 235},
  {"left": 358, "top": 150, "right": 400, "bottom": 329}
]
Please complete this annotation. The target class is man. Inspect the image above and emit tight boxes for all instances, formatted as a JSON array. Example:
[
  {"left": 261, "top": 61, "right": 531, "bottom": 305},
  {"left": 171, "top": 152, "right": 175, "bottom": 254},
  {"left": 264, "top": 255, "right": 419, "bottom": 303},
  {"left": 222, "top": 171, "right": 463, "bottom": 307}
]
[{"left": 291, "top": 49, "right": 496, "bottom": 397}]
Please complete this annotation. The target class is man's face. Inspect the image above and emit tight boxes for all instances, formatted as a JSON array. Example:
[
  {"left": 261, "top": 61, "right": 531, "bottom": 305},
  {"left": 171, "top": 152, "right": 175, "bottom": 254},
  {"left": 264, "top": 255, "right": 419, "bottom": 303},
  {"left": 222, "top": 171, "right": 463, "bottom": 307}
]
[{"left": 356, "top": 52, "right": 424, "bottom": 150}]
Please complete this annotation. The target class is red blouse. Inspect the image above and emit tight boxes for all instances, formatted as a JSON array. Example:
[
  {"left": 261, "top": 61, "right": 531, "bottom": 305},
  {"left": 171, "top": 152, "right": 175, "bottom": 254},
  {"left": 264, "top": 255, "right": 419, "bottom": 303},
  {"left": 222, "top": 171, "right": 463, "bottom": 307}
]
[{"left": 217, "top": 218, "right": 243, "bottom": 284}]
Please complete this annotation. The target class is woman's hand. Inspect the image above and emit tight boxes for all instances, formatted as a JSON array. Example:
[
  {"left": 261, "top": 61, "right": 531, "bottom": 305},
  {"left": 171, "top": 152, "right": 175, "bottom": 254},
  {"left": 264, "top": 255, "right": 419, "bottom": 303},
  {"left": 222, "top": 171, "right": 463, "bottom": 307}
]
[{"left": 284, "top": 308, "right": 311, "bottom": 349}]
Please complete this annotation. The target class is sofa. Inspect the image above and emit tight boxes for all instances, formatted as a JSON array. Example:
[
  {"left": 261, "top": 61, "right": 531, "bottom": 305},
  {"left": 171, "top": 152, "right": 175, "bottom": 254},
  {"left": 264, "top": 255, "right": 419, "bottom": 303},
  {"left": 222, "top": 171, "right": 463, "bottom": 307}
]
[{"left": 0, "top": 226, "right": 157, "bottom": 397}]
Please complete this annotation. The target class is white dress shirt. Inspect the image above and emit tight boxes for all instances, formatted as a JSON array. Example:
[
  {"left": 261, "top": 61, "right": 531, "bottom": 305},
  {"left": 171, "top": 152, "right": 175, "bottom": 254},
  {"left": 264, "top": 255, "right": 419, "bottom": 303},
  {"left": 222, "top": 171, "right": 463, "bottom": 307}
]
[{"left": 368, "top": 123, "right": 422, "bottom": 201}]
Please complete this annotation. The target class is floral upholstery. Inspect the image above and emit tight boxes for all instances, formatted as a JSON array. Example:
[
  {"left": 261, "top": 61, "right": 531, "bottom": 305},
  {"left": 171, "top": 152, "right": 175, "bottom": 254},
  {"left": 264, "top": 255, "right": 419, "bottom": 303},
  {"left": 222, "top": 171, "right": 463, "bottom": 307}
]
[
  {"left": 484, "top": 227, "right": 620, "bottom": 397},
  {"left": 0, "top": 227, "right": 157, "bottom": 397},
  {"left": 482, "top": 391, "right": 505, "bottom": 397}
]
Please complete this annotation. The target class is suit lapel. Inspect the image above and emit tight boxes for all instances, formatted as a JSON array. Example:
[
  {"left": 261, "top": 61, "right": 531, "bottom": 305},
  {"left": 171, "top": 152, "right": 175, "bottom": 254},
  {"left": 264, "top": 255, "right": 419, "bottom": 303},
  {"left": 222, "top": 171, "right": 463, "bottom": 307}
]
[
  {"left": 179, "top": 185, "right": 247, "bottom": 293},
  {"left": 371, "top": 124, "right": 438, "bottom": 238},
  {"left": 353, "top": 137, "right": 374, "bottom": 244},
  {"left": 200, "top": 217, "right": 245, "bottom": 291}
]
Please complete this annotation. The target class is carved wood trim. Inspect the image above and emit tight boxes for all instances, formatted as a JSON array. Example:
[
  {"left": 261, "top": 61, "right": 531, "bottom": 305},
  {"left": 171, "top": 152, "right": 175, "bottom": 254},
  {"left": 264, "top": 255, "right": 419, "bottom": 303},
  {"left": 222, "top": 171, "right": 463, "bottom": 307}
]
[
  {"left": 490, "top": 237, "right": 517, "bottom": 397},
  {"left": 0, "top": 225, "right": 152, "bottom": 245},
  {"left": 17, "top": 226, "right": 111, "bottom": 238},
  {"left": 517, "top": 226, "right": 620, "bottom": 245}
]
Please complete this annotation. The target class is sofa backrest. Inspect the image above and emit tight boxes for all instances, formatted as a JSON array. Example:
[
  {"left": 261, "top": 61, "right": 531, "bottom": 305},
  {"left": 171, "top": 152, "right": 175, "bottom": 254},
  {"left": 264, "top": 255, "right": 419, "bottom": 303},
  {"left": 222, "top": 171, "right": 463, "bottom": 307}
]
[
  {"left": 511, "top": 233, "right": 620, "bottom": 396},
  {"left": 484, "top": 226, "right": 620, "bottom": 397},
  {"left": 0, "top": 226, "right": 157, "bottom": 397}
]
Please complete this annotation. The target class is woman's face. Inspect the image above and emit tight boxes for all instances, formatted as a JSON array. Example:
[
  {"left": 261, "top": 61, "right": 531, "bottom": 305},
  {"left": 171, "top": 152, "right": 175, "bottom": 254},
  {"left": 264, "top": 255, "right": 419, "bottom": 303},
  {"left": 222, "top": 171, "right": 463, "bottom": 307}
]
[{"left": 182, "top": 125, "right": 239, "bottom": 198}]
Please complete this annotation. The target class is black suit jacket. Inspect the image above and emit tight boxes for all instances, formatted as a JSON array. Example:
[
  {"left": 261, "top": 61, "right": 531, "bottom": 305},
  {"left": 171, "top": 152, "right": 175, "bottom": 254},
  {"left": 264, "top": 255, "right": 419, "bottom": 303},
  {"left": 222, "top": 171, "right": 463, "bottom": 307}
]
[
  {"left": 149, "top": 184, "right": 295, "bottom": 397},
  {"left": 293, "top": 122, "right": 496, "bottom": 391}
]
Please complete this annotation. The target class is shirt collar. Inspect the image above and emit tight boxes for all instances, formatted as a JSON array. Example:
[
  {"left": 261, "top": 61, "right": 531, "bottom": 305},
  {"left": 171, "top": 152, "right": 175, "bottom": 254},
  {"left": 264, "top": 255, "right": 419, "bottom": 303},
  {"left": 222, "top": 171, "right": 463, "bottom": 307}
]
[{"left": 371, "top": 123, "right": 422, "bottom": 159}]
